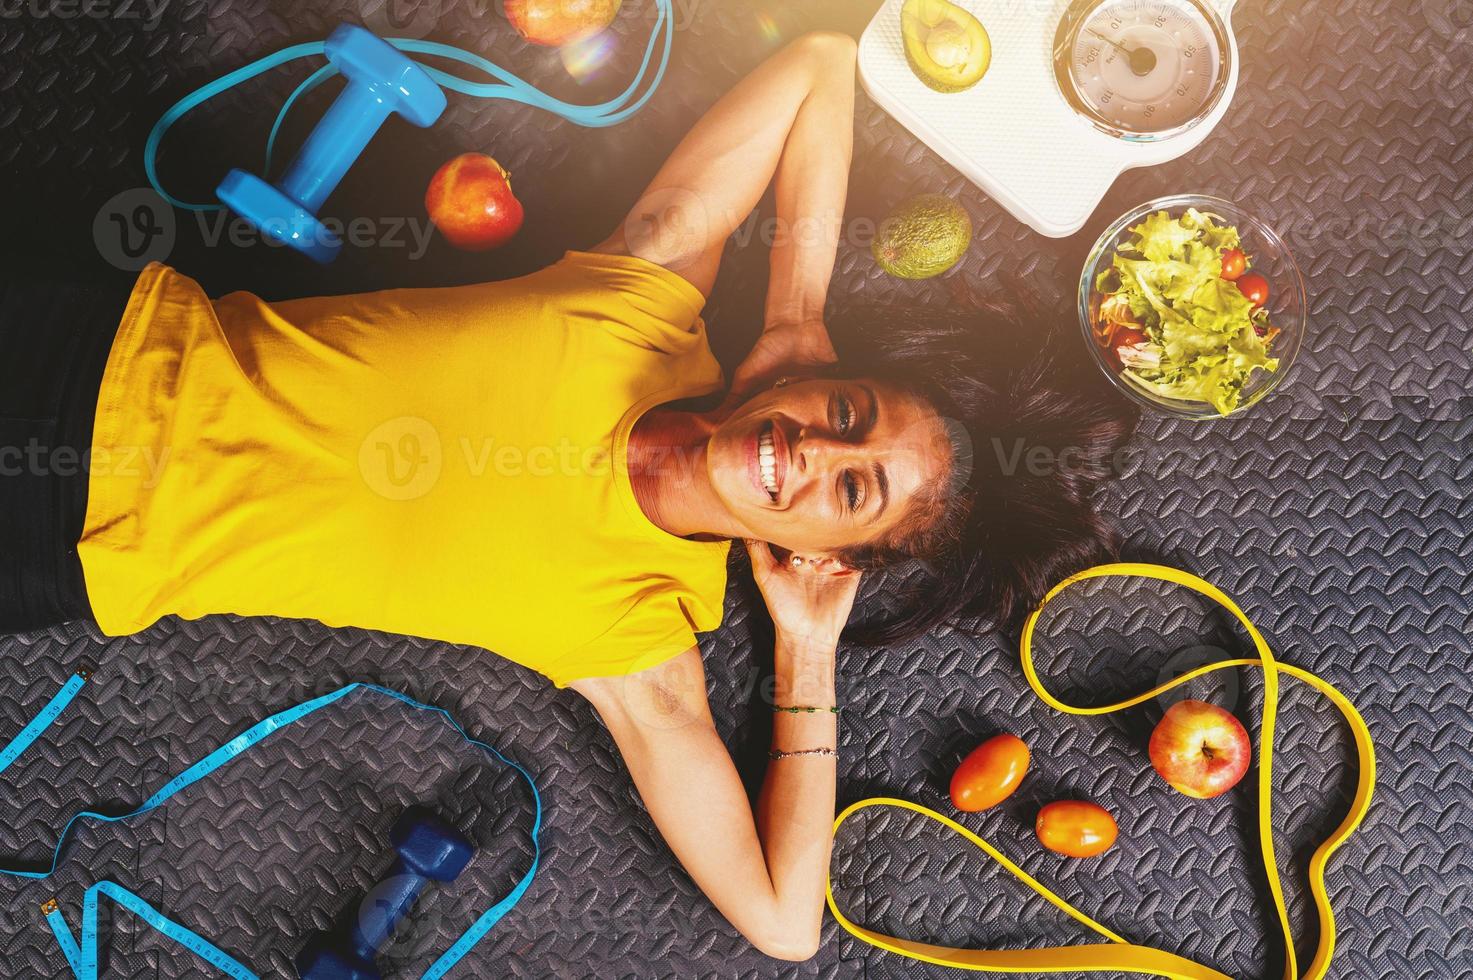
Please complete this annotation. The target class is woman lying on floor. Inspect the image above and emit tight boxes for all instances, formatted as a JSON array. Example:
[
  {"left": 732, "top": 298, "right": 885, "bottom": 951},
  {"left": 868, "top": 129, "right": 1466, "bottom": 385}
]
[{"left": 0, "top": 33, "right": 1136, "bottom": 959}]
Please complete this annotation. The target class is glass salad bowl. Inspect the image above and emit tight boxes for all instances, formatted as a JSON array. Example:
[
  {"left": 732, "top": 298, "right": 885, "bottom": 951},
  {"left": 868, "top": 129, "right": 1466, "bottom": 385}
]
[{"left": 1078, "top": 194, "right": 1307, "bottom": 419}]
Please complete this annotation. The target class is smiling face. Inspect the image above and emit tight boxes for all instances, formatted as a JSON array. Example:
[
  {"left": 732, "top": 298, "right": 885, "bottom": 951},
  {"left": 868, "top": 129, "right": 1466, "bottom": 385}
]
[{"left": 706, "top": 378, "right": 953, "bottom": 556}]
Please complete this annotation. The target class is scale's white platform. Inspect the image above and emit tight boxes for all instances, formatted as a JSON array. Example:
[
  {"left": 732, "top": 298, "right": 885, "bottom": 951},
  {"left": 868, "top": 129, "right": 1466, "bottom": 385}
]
[{"left": 858, "top": 0, "right": 1240, "bottom": 237}]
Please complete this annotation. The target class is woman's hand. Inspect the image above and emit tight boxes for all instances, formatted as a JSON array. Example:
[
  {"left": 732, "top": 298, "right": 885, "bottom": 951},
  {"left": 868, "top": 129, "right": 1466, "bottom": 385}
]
[
  {"left": 730, "top": 320, "right": 839, "bottom": 401},
  {"left": 744, "top": 539, "right": 861, "bottom": 650}
]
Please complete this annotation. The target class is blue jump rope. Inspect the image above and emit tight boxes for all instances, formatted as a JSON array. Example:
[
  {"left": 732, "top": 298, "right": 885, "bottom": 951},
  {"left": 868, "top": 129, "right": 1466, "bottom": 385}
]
[
  {"left": 5, "top": 5, "right": 675, "bottom": 974},
  {"left": 147, "top": 1, "right": 675, "bottom": 261}
]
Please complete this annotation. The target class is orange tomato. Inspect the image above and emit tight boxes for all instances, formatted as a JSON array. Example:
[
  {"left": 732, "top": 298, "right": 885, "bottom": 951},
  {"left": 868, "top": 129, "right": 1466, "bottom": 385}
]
[
  {"left": 949, "top": 734, "right": 1029, "bottom": 812},
  {"left": 1035, "top": 801, "right": 1118, "bottom": 858},
  {"left": 1220, "top": 248, "right": 1248, "bottom": 281}
]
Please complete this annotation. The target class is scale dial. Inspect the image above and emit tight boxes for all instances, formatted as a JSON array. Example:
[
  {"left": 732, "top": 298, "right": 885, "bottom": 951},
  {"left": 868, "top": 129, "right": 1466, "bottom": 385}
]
[{"left": 1055, "top": 0, "right": 1232, "bottom": 141}]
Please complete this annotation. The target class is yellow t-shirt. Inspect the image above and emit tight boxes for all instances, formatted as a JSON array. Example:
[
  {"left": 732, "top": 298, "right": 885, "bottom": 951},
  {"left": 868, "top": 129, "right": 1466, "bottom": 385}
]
[{"left": 79, "top": 252, "right": 731, "bottom": 687}]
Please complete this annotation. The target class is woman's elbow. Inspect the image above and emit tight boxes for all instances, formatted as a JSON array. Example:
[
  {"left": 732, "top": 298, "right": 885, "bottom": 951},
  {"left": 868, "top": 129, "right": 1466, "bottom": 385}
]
[
  {"left": 747, "top": 922, "right": 822, "bottom": 962},
  {"left": 792, "top": 30, "right": 859, "bottom": 71}
]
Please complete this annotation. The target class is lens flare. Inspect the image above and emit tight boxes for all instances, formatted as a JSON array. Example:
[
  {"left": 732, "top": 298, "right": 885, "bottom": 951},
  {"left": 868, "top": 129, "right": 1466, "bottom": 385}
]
[
  {"left": 755, "top": 12, "right": 783, "bottom": 45},
  {"left": 560, "top": 30, "right": 618, "bottom": 83}
]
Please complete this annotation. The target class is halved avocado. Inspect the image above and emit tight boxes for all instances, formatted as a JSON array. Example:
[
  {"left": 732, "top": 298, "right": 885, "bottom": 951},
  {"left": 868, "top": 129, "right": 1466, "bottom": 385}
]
[{"left": 901, "top": 0, "right": 992, "bottom": 94}]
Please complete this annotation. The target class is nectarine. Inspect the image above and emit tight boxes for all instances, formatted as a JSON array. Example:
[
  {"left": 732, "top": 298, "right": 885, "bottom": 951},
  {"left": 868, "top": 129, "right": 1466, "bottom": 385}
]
[
  {"left": 506, "top": 0, "right": 621, "bottom": 47},
  {"left": 425, "top": 153, "right": 524, "bottom": 252}
]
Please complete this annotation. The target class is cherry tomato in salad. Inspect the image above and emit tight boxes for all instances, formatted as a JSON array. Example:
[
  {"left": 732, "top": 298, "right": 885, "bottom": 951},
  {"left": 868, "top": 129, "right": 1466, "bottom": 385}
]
[
  {"left": 1220, "top": 248, "right": 1248, "bottom": 281},
  {"left": 1113, "top": 327, "right": 1147, "bottom": 349},
  {"left": 1236, "top": 272, "right": 1270, "bottom": 309},
  {"left": 1036, "top": 801, "right": 1118, "bottom": 858},
  {"left": 949, "top": 734, "right": 1030, "bottom": 812}
]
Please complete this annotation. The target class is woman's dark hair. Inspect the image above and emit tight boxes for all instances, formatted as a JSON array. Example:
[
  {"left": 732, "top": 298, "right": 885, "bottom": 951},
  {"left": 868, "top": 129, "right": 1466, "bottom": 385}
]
[{"left": 827, "top": 297, "right": 1140, "bottom": 646}]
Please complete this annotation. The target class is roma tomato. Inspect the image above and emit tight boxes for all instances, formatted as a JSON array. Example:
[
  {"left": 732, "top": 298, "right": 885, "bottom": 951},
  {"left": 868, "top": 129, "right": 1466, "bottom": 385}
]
[
  {"left": 1236, "top": 272, "right": 1271, "bottom": 309},
  {"left": 1220, "top": 248, "right": 1247, "bottom": 281},
  {"left": 1035, "top": 801, "right": 1117, "bottom": 858},
  {"left": 949, "top": 734, "right": 1029, "bottom": 812}
]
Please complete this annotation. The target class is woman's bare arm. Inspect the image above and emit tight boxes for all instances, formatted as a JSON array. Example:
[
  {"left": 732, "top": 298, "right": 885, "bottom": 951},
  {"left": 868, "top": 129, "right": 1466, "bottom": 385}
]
[
  {"left": 593, "top": 31, "right": 857, "bottom": 307},
  {"left": 572, "top": 640, "right": 837, "bottom": 960},
  {"left": 571, "top": 544, "right": 860, "bottom": 960}
]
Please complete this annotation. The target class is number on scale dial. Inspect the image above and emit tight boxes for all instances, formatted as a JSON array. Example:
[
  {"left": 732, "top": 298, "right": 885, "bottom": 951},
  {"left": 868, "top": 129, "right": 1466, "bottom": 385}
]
[{"left": 1060, "top": 0, "right": 1228, "bottom": 138}]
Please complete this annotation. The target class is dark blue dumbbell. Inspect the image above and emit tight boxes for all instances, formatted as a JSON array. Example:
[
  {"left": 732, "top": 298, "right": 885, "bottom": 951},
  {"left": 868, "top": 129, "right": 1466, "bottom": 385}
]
[
  {"left": 296, "top": 808, "right": 475, "bottom": 980},
  {"left": 217, "top": 23, "right": 446, "bottom": 264}
]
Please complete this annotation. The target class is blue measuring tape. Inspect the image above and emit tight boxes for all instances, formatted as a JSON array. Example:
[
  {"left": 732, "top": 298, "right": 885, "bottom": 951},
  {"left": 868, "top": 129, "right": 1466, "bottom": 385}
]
[
  {"left": 0, "top": 668, "right": 89, "bottom": 776},
  {"left": 145, "top": 0, "right": 675, "bottom": 212},
  {"left": 2, "top": 675, "right": 542, "bottom": 979}
]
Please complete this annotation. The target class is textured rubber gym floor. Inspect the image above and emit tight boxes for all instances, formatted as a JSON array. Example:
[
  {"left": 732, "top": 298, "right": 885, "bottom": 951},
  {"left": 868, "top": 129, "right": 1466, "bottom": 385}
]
[{"left": 1, "top": 0, "right": 1470, "bottom": 977}]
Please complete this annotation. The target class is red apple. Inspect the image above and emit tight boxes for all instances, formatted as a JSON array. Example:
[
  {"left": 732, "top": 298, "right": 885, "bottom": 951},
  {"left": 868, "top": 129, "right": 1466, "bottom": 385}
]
[
  {"left": 505, "top": 0, "right": 621, "bottom": 47},
  {"left": 425, "top": 153, "right": 525, "bottom": 252},
  {"left": 1149, "top": 699, "right": 1252, "bottom": 799}
]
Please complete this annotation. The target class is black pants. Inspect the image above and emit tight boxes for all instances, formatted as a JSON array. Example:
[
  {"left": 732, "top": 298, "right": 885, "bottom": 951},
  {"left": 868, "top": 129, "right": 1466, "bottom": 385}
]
[{"left": 0, "top": 280, "right": 130, "bottom": 632}]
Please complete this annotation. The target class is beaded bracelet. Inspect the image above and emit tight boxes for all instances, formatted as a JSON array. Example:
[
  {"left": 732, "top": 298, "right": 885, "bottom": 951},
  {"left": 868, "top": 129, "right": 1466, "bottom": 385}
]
[
  {"left": 772, "top": 704, "right": 841, "bottom": 714},
  {"left": 768, "top": 747, "right": 838, "bottom": 760}
]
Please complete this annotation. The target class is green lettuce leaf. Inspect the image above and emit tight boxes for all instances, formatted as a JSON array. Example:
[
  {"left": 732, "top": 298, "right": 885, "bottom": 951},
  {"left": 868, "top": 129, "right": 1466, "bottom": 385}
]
[{"left": 1101, "top": 209, "right": 1276, "bottom": 415}]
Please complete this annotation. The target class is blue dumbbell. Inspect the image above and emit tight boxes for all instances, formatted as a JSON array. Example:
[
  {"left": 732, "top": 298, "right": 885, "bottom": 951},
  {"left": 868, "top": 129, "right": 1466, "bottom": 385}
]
[
  {"left": 217, "top": 23, "right": 446, "bottom": 264},
  {"left": 296, "top": 808, "right": 475, "bottom": 980}
]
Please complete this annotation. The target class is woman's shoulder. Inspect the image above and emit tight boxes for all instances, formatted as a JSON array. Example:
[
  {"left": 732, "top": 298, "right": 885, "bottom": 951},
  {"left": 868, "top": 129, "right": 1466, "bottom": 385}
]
[{"left": 554, "top": 249, "right": 709, "bottom": 347}]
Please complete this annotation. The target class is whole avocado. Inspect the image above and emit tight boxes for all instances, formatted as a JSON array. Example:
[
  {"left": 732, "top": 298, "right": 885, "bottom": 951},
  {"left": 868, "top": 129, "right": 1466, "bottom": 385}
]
[{"left": 872, "top": 194, "right": 972, "bottom": 280}]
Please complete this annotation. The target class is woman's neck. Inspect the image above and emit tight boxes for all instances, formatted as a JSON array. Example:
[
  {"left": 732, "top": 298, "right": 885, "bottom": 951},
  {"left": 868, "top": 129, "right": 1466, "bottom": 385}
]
[{"left": 628, "top": 408, "right": 733, "bottom": 541}]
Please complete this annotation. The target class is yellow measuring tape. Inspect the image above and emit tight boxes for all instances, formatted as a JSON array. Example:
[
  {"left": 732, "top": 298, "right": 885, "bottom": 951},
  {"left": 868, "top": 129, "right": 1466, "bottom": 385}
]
[{"left": 826, "top": 563, "right": 1376, "bottom": 979}]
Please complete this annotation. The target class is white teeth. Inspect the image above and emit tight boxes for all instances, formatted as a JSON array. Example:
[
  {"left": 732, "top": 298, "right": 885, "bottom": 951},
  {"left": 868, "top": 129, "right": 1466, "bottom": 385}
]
[{"left": 758, "top": 428, "right": 779, "bottom": 496}]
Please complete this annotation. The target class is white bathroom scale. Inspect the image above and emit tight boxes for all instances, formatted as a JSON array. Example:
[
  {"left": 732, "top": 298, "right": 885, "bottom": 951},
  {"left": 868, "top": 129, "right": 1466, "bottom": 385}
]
[{"left": 859, "top": 0, "right": 1242, "bottom": 237}]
